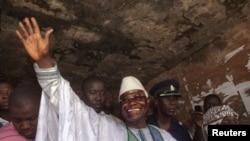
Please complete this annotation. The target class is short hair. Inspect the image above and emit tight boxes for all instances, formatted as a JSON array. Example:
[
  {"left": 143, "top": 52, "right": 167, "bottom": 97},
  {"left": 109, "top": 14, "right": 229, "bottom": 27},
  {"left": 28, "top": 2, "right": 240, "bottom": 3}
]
[
  {"left": 9, "top": 84, "right": 41, "bottom": 108},
  {"left": 0, "top": 77, "right": 17, "bottom": 88},
  {"left": 80, "top": 75, "right": 105, "bottom": 92},
  {"left": 204, "top": 94, "right": 222, "bottom": 105}
]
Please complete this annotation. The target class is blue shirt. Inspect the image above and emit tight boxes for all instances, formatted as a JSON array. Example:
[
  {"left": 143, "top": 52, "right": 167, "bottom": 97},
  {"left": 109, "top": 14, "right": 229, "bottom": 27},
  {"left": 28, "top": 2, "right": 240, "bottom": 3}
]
[{"left": 146, "top": 114, "right": 193, "bottom": 141}]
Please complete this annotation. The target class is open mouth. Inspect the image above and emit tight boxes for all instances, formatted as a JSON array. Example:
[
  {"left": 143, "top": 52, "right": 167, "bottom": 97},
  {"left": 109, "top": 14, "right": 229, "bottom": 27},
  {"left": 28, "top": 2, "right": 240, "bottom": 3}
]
[{"left": 128, "top": 108, "right": 140, "bottom": 112}]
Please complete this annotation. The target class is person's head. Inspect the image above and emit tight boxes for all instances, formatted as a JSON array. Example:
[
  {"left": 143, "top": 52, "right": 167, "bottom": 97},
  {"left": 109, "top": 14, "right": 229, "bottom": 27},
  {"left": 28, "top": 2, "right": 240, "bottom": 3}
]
[
  {"left": 203, "top": 94, "right": 222, "bottom": 113},
  {"left": 103, "top": 89, "right": 114, "bottom": 115},
  {"left": 0, "top": 79, "right": 15, "bottom": 111},
  {"left": 118, "top": 76, "right": 149, "bottom": 128},
  {"left": 9, "top": 85, "right": 41, "bottom": 139},
  {"left": 80, "top": 75, "right": 106, "bottom": 113},
  {"left": 149, "top": 79, "right": 181, "bottom": 117}
]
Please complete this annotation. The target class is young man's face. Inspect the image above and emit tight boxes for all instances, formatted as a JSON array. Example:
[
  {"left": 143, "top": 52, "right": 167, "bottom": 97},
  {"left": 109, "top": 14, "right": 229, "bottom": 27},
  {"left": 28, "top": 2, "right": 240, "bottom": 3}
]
[
  {"left": 0, "top": 82, "right": 14, "bottom": 110},
  {"left": 11, "top": 103, "right": 39, "bottom": 139},
  {"left": 119, "top": 90, "right": 149, "bottom": 128},
  {"left": 81, "top": 80, "right": 106, "bottom": 113},
  {"left": 156, "top": 95, "right": 179, "bottom": 117},
  {"left": 203, "top": 97, "right": 221, "bottom": 113}
]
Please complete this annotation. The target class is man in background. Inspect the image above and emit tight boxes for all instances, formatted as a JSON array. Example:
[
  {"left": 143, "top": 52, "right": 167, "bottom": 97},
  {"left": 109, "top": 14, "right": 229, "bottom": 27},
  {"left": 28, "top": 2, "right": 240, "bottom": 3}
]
[
  {"left": 0, "top": 79, "right": 15, "bottom": 127},
  {"left": 189, "top": 94, "right": 222, "bottom": 141},
  {"left": 0, "top": 85, "right": 41, "bottom": 141},
  {"left": 79, "top": 75, "right": 108, "bottom": 114},
  {"left": 147, "top": 79, "right": 193, "bottom": 141}
]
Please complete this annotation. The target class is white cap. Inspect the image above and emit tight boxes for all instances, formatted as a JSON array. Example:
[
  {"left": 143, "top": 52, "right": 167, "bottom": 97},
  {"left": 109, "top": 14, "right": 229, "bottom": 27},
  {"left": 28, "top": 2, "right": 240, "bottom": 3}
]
[{"left": 118, "top": 76, "right": 148, "bottom": 101}]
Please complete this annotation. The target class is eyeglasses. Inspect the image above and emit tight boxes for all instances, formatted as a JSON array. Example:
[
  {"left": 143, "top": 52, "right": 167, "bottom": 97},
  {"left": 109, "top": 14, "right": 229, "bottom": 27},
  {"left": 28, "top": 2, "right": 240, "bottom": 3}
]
[{"left": 119, "top": 95, "right": 146, "bottom": 105}]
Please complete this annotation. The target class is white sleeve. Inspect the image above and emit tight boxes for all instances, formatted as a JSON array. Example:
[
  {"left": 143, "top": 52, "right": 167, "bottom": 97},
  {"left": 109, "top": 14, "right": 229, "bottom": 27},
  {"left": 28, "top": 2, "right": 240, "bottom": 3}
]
[
  {"left": 34, "top": 62, "right": 98, "bottom": 141},
  {"left": 34, "top": 62, "right": 127, "bottom": 141}
]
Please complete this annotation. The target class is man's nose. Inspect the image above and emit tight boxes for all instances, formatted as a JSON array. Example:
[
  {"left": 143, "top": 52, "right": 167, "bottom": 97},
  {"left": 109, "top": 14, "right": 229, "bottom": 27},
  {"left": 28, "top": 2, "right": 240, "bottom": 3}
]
[
  {"left": 21, "top": 121, "right": 31, "bottom": 129},
  {"left": 0, "top": 90, "right": 11, "bottom": 98}
]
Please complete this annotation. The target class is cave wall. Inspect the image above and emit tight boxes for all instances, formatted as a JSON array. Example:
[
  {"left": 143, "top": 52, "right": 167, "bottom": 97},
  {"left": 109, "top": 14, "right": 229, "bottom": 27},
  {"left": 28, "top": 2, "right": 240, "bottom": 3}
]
[
  {"left": 0, "top": 0, "right": 250, "bottom": 124},
  {"left": 146, "top": 22, "right": 250, "bottom": 124}
]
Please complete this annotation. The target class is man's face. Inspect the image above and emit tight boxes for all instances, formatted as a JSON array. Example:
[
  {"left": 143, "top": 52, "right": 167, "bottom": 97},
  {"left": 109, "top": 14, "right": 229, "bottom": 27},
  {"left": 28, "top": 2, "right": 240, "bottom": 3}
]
[
  {"left": 0, "top": 82, "right": 13, "bottom": 110},
  {"left": 204, "top": 97, "right": 221, "bottom": 113},
  {"left": 11, "top": 103, "right": 39, "bottom": 139},
  {"left": 156, "top": 95, "right": 179, "bottom": 117},
  {"left": 81, "top": 80, "right": 106, "bottom": 113},
  {"left": 120, "top": 90, "right": 149, "bottom": 128}
]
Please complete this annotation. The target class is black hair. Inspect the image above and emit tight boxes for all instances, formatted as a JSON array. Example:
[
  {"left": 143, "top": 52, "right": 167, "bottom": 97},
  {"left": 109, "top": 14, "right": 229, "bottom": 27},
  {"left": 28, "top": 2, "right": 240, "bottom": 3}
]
[
  {"left": 9, "top": 84, "right": 42, "bottom": 108},
  {"left": 80, "top": 74, "right": 105, "bottom": 92},
  {"left": 204, "top": 94, "right": 222, "bottom": 104}
]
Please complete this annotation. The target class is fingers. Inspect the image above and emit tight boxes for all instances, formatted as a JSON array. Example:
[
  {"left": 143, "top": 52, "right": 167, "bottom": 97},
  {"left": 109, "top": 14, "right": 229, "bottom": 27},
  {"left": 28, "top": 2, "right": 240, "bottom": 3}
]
[
  {"left": 18, "top": 21, "right": 29, "bottom": 38},
  {"left": 15, "top": 30, "right": 26, "bottom": 44},
  {"left": 24, "top": 17, "right": 34, "bottom": 35},
  {"left": 31, "top": 17, "right": 40, "bottom": 34},
  {"left": 44, "top": 28, "right": 54, "bottom": 41}
]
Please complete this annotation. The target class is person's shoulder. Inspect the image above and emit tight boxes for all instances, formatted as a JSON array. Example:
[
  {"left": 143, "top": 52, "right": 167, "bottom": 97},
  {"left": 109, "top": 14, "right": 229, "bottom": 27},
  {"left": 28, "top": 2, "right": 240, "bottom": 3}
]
[
  {"left": 171, "top": 118, "right": 186, "bottom": 128},
  {"left": 0, "top": 117, "right": 9, "bottom": 127},
  {"left": 148, "top": 124, "right": 177, "bottom": 141},
  {"left": 101, "top": 113, "right": 125, "bottom": 126},
  {"left": 148, "top": 124, "right": 170, "bottom": 134},
  {"left": 0, "top": 122, "right": 28, "bottom": 141},
  {"left": 170, "top": 119, "right": 193, "bottom": 140},
  {"left": 0, "top": 122, "right": 13, "bottom": 132}
]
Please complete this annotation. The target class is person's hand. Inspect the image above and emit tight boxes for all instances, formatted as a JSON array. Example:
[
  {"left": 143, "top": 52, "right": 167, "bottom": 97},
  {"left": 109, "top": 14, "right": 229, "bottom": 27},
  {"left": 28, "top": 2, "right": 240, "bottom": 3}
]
[
  {"left": 191, "top": 110, "right": 203, "bottom": 129},
  {"left": 16, "top": 17, "right": 54, "bottom": 67}
]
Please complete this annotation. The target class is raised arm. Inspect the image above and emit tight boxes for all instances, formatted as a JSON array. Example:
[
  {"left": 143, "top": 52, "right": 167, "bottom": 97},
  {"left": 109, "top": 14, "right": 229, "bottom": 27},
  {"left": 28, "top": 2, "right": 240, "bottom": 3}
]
[{"left": 15, "top": 17, "right": 54, "bottom": 68}]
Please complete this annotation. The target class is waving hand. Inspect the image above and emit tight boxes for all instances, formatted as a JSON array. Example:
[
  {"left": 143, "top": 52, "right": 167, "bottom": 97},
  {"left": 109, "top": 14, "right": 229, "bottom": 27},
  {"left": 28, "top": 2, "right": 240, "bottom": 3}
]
[{"left": 16, "top": 17, "right": 54, "bottom": 68}]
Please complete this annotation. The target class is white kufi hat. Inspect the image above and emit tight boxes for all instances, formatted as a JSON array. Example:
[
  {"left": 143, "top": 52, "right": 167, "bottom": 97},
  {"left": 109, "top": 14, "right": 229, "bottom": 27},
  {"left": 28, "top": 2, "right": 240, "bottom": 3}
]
[{"left": 118, "top": 76, "right": 148, "bottom": 101}]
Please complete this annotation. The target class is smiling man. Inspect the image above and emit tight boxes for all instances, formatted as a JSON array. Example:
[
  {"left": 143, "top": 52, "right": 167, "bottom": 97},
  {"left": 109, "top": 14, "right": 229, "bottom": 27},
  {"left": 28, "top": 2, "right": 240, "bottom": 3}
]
[
  {"left": 119, "top": 76, "right": 174, "bottom": 140},
  {"left": 15, "top": 16, "right": 177, "bottom": 141}
]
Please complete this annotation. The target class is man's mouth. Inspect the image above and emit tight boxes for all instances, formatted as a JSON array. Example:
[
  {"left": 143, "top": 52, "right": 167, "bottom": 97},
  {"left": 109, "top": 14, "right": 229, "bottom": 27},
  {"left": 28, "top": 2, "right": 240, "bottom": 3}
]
[
  {"left": 21, "top": 131, "right": 34, "bottom": 138},
  {"left": 127, "top": 108, "right": 140, "bottom": 112}
]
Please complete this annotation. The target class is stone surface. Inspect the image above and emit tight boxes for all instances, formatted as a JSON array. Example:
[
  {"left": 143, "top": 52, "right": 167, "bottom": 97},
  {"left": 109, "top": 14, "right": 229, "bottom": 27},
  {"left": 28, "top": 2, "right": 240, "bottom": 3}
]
[{"left": 1, "top": 0, "right": 250, "bottom": 123}]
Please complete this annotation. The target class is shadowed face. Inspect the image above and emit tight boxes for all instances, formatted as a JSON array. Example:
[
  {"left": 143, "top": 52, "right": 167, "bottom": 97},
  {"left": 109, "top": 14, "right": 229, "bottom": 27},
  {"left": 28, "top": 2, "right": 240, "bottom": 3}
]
[
  {"left": 81, "top": 79, "right": 106, "bottom": 113},
  {"left": 10, "top": 101, "right": 39, "bottom": 139},
  {"left": 120, "top": 90, "right": 149, "bottom": 128},
  {"left": 0, "top": 82, "right": 14, "bottom": 110},
  {"left": 156, "top": 95, "right": 179, "bottom": 117},
  {"left": 203, "top": 96, "right": 221, "bottom": 113}
]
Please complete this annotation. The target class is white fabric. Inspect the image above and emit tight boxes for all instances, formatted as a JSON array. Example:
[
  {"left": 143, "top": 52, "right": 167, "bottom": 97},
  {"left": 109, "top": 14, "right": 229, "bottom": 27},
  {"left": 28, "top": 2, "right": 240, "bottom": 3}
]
[
  {"left": 34, "top": 63, "right": 176, "bottom": 141},
  {"left": 129, "top": 127, "right": 153, "bottom": 141},
  {"left": 119, "top": 76, "right": 148, "bottom": 101},
  {"left": 0, "top": 117, "right": 9, "bottom": 126}
]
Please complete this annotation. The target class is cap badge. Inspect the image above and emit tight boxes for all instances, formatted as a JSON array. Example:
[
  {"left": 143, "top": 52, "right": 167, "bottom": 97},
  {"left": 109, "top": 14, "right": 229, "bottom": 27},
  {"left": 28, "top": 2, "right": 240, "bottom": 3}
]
[{"left": 170, "top": 85, "right": 175, "bottom": 91}]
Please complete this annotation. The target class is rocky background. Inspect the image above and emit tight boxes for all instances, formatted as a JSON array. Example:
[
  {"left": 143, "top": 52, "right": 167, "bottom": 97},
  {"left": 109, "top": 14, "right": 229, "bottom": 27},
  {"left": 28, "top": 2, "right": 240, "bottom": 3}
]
[{"left": 1, "top": 0, "right": 250, "bottom": 124}]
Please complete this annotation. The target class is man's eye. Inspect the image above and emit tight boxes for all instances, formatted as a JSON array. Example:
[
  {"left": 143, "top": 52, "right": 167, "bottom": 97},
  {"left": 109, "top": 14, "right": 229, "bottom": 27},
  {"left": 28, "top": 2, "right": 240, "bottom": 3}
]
[
  {"left": 89, "top": 91, "right": 96, "bottom": 94},
  {"left": 29, "top": 116, "right": 38, "bottom": 121},
  {"left": 12, "top": 119, "right": 21, "bottom": 124},
  {"left": 134, "top": 95, "right": 145, "bottom": 100},
  {"left": 120, "top": 95, "right": 146, "bottom": 104}
]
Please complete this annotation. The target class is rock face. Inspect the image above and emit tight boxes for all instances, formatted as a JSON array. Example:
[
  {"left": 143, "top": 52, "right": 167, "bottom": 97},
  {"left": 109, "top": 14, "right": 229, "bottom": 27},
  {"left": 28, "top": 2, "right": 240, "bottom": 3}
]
[{"left": 1, "top": 0, "right": 250, "bottom": 123}]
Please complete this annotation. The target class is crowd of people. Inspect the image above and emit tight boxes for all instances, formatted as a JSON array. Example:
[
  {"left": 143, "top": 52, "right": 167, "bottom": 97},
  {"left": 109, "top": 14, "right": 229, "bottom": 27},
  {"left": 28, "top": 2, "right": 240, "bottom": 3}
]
[{"left": 0, "top": 17, "right": 241, "bottom": 141}]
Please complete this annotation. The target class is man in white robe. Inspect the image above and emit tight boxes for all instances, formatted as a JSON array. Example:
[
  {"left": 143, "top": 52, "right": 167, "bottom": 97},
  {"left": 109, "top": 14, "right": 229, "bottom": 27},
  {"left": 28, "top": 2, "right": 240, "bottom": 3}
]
[{"left": 15, "top": 16, "right": 177, "bottom": 141}]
